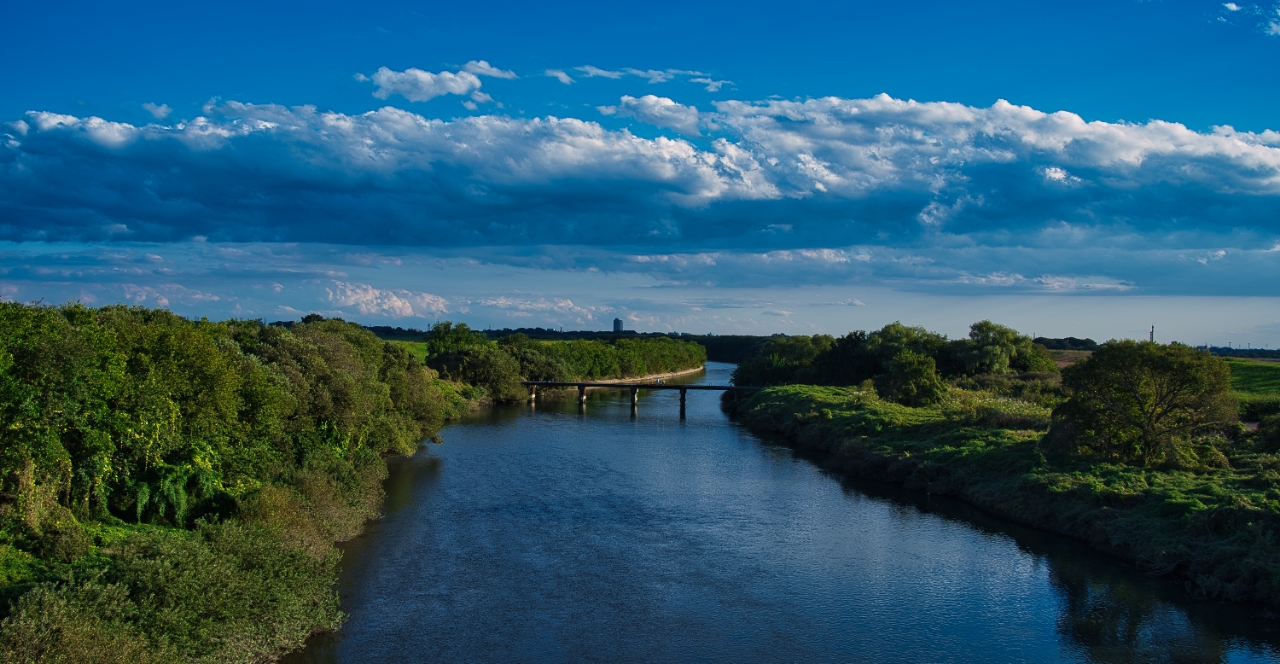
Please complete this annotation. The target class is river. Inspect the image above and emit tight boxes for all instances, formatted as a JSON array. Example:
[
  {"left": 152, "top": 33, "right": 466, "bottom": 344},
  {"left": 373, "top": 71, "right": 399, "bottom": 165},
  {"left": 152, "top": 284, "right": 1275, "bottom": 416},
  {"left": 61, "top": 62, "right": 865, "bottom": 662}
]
[{"left": 287, "top": 362, "right": 1280, "bottom": 663}]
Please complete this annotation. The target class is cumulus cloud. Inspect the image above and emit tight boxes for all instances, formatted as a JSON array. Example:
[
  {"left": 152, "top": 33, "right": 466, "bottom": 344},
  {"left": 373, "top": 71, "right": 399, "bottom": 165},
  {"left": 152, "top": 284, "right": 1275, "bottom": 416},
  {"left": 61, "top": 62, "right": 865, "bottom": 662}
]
[
  {"left": 599, "top": 95, "right": 701, "bottom": 135},
  {"left": 1224, "top": 2, "right": 1240, "bottom": 9},
  {"left": 142, "top": 103, "right": 171, "bottom": 120},
  {"left": 326, "top": 281, "right": 448, "bottom": 317},
  {"left": 370, "top": 66, "right": 489, "bottom": 103},
  {"left": 7, "top": 93, "right": 1280, "bottom": 274}
]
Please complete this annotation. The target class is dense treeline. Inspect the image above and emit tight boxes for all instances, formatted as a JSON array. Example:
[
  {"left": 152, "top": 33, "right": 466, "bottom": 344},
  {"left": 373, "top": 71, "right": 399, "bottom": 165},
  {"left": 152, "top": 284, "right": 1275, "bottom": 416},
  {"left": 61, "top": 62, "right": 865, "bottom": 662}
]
[
  {"left": 732, "top": 321, "right": 1056, "bottom": 406},
  {"left": 0, "top": 304, "right": 468, "bottom": 662},
  {"left": 420, "top": 322, "right": 707, "bottom": 402}
]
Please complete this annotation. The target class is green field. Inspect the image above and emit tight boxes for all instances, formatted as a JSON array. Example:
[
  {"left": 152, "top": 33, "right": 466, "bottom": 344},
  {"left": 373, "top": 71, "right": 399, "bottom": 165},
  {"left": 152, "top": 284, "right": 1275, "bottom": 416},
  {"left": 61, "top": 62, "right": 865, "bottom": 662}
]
[
  {"left": 1227, "top": 358, "right": 1280, "bottom": 394},
  {"left": 1225, "top": 359, "right": 1280, "bottom": 420},
  {"left": 393, "top": 340, "right": 431, "bottom": 364}
]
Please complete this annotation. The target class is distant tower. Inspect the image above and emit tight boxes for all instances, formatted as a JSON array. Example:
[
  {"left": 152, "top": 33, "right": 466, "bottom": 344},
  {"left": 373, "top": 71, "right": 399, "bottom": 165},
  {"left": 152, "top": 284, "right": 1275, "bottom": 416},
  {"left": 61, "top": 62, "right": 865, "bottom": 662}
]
[
  {"left": 613, "top": 318, "right": 624, "bottom": 332},
  {"left": 1150, "top": 326, "right": 1154, "bottom": 343}
]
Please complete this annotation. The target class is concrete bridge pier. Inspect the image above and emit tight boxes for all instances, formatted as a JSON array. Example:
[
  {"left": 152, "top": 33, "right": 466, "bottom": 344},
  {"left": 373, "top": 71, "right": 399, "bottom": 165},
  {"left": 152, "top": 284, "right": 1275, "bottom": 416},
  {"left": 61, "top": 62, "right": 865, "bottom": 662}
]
[
  {"left": 679, "top": 388, "right": 687, "bottom": 419},
  {"left": 578, "top": 385, "right": 587, "bottom": 405},
  {"left": 630, "top": 386, "right": 639, "bottom": 418},
  {"left": 527, "top": 385, "right": 537, "bottom": 403}
]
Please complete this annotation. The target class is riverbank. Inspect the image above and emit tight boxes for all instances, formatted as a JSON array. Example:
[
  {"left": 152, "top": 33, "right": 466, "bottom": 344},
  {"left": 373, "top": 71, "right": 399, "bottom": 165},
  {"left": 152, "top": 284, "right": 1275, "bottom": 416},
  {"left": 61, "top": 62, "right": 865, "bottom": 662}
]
[{"left": 727, "top": 385, "right": 1280, "bottom": 607}]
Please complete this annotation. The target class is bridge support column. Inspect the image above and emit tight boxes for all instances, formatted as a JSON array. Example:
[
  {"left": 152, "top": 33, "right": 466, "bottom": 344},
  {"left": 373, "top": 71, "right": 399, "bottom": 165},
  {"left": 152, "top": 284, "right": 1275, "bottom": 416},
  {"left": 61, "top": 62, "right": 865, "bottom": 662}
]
[
  {"left": 578, "top": 385, "right": 587, "bottom": 405},
  {"left": 527, "top": 385, "right": 537, "bottom": 403},
  {"left": 630, "top": 386, "right": 639, "bottom": 418},
  {"left": 679, "top": 388, "right": 687, "bottom": 419}
]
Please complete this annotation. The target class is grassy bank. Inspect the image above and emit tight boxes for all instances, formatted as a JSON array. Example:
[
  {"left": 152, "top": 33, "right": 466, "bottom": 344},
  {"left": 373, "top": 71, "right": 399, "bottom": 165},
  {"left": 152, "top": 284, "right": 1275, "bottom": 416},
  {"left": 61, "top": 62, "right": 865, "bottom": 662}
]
[
  {"left": 0, "top": 304, "right": 472, "bottom": 662},
  {"left": 728, "top": 383, "right": 1280, "bottom": 605}
]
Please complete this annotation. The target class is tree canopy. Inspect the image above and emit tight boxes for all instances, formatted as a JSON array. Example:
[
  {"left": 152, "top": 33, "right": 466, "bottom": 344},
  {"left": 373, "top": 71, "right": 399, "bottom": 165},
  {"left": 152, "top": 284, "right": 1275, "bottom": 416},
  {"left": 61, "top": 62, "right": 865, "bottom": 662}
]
[{"left": 1051, "top": 341, "right": 1236, "bottom": 466}]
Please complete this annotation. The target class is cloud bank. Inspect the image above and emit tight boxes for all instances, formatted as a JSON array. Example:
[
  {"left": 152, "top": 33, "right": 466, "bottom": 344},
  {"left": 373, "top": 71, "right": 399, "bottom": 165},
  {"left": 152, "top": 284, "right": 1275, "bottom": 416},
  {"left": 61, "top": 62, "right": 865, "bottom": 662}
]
[{"left": 4, "top": 91, "right": 1280, "bottom": 298}]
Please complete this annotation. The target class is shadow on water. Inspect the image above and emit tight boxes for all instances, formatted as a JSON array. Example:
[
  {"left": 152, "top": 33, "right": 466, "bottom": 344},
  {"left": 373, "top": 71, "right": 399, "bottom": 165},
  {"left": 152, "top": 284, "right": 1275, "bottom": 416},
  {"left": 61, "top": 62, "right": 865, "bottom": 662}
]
[
  {"left": 775, "top": 438, "right": 1280, "bottom": 663},
  {"left": 287, "top": 363, "right": 1279, "bottom": 663}
]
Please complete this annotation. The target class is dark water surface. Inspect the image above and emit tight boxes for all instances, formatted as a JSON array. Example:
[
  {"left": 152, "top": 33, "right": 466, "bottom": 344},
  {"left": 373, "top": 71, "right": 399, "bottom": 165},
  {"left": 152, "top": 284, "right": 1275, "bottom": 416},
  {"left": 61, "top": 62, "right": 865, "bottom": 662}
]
[{"left": 287, "top": 363, "right": 1280, "bottom": 663}]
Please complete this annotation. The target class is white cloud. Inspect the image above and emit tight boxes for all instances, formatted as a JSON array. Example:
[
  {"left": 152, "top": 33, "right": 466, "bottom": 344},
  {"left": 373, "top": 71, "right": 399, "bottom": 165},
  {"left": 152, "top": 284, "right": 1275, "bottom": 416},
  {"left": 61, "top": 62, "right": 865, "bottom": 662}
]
[
  {"left": 545, "top": 69, "right": 574, "bottom": 84},
  {"left": 471, "top": 295, "right": 599, "bottom": 322},
  {"left": 370, "top": 67, "right": 483, "bottom": 102},
  {"left": 461, "top": 60, "right": 516, "bottom": 79},
  {"left": 600, "top": 95, "right": 701, "bottom": 135},
  {"left": 12, "top": 93, "right": 1280, "bottom": 266},
  {"left": 574, "top": 66, "right": 707, "bottom": 85},
  {"left": 1269, "top": 21, "right": 1280, "bottom": 35},
  {"left": 690, "top": 78, "right": 731, "bottom": 92},
  {"left": 1224, "top": 2, "right": 1241, "bottom": 10},
  {"left": 142, "top": 103, "right": 171, "bottom": 120},
  {"left": 326, "top": 281, "right": 448, "bottom": 317},
  {"left": 1042, "top": 166, "right": 1082, "bottom": 184},
  {"left": 575, "top": 65, "right": 624, "bottom": 79}
]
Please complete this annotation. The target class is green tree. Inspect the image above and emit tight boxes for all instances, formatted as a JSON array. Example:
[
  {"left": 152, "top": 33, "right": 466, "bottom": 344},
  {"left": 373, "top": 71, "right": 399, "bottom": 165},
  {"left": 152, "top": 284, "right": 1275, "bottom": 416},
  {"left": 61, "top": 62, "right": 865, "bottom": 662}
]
[
  {"left": 961, "top": 320, "right": 1057, "bottom": 375},
  {"left": 1052, "top": 341, "right": 1236, "bottom": 466},
  {"left": 422, "top": 321, "right": 489, "bottom": 360},
  {"left": 730, "top": 335, "right": 834, "bottom": 386},
  {"left": 879, "top": 350, "right": 947, "bottom": 406}
]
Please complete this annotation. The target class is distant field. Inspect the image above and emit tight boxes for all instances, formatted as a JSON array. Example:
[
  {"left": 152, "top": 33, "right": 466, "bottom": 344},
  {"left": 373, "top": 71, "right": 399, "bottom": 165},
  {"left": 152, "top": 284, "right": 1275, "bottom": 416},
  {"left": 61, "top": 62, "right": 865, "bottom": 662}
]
[
  {"left": 1047, "top": 349, "right": 1091, "bottom": 368},
  {"left": 392, "top": 340, "right": 431, "bottom": 364},
  {"left": 1226, "top": 358, "right": 1280, "bottom": 394}
]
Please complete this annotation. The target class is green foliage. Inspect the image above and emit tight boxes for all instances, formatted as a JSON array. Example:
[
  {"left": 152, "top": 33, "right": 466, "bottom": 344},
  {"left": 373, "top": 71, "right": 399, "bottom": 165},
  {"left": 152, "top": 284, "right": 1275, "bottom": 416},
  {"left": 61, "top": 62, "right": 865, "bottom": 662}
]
[
  {"left": 419, "top": 324, "right": 704, "bottom": 403},
  {"left": 730, "top": 335, "right": 834, "bottom": 386},
  {"left": 731, "top": 320, "right": 1054, "bottom": 400},
  {"left": 1052, "top": 341, "right": 1237, "bottom": 467},
  {"left": 430, "top": 346, "right": 527, "bottom": 403},
  {"left": 732, "top": 382, "right": 1280, "bottom": 606},
  {"left": 879, "top": 350, "right": 946, "bottom": 407},
  {"left": 526, "top": 337, "right": 706, "bottom": 382},
  {"left": 0, "top": 303, "right": 465, "bottom": 661},
  {"left": 422, "top": 321, "right": 489, "bottom": 360},
  {"left": 959, "top": 320, "right": 1057, "bottom": 374}
]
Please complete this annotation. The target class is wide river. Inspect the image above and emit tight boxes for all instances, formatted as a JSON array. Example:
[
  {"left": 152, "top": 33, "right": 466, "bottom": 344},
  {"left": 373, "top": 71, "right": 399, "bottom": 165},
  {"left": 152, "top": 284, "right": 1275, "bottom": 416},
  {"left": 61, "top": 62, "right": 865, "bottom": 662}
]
[{"left": 288, "top": 362, "right": 1280, "bottom": 663}]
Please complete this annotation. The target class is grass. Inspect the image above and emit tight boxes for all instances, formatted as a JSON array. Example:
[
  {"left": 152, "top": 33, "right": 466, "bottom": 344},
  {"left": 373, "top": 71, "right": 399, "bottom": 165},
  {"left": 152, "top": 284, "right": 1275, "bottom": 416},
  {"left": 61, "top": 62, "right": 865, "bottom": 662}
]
[
  {"left": 1228, "top": 359, "right": 1280, "bottom": 394},
  {"left": 1226, "top": 359, "right": 1280, "bottom": 421},
  {"left": 730, "top": 384, "right": 1280, "bottom": 606},
  {"left": 391, "top": 340, "right": 431, "bottom": 364}
]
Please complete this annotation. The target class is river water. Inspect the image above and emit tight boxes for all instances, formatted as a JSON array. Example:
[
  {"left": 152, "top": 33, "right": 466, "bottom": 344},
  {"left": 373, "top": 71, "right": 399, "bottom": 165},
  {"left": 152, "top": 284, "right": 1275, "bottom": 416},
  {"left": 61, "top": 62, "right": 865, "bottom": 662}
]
[{"left": 287, "top": 362, "right": 1280, "bottom": 663}]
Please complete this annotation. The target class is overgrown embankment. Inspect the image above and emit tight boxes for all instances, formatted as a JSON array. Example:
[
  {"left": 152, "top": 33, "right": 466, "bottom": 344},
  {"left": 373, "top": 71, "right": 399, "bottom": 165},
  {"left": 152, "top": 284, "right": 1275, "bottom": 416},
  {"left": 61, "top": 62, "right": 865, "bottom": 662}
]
[
  {"left": 397, "top": 323, "right": 707, "bottom": 403},
  {"left": 0, "top": 304, "right": 470, "bottom": 663},
  {"left": 728, "top": 385, "right": 1280, "bottom": 606}
]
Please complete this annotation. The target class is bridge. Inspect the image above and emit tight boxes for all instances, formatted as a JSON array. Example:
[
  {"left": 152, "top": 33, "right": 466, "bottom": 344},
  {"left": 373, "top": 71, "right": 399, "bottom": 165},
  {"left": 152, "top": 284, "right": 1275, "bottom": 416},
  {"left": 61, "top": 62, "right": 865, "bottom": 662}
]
[{"left": 521, "top": 381, "right": 763, "bottom": 418}]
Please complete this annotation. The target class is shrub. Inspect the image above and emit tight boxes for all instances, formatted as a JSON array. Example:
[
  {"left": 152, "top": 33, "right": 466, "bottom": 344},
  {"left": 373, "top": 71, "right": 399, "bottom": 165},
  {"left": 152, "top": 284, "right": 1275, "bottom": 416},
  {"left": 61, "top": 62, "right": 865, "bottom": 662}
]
[
  {"left": 878, "top": 350, "right": 946, "bottom": 407},
  {"left": 0, "top": 581, "right": 170, "bottom": 664}
]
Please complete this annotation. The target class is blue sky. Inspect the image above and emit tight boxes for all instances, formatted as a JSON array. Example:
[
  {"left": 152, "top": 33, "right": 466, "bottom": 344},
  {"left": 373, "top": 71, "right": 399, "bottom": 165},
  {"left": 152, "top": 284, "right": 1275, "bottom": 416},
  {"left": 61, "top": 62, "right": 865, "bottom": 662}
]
[{"left": 4, "top": 0, "right": 1280, "bottom": 343}]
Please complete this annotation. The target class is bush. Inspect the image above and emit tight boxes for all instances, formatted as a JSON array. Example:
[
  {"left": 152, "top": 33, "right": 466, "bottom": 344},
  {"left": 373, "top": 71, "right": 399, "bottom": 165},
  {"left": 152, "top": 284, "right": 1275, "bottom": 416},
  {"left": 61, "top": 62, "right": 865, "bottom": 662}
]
[
  {"left": 878, "top": 350, "right": 945, "bottom": 406},
  {"left": 0, "top": 581, "right": 170, "bottom": 664}
]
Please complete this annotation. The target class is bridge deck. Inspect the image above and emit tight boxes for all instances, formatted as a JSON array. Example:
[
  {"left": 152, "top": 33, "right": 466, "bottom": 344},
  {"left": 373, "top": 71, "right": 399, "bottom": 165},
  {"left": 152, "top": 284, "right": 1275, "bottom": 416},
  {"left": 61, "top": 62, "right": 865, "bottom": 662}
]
[{"left": 520, "top": 381, "right": 762, "bottom": 391}]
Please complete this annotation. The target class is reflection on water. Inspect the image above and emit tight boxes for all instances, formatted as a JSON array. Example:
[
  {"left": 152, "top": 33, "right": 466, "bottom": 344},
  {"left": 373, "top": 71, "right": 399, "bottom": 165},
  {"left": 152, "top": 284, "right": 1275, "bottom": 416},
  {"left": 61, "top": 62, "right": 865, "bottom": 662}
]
[{"left": 287, "top": 363, "right": 1278, "bottom": 663}]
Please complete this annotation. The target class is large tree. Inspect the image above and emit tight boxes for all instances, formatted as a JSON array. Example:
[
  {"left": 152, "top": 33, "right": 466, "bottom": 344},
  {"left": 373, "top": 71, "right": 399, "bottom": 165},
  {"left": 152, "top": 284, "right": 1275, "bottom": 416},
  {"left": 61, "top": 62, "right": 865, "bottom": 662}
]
[{"left": 1053, "top": 341, "right": 1236, "bottom": 466}]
